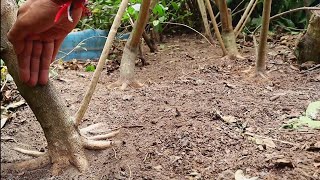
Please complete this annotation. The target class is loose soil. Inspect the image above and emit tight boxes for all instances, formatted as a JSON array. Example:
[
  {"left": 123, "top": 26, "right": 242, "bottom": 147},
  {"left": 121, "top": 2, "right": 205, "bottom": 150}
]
[{"left": 1, "top": 34, "right": 319, "bottom": 180}]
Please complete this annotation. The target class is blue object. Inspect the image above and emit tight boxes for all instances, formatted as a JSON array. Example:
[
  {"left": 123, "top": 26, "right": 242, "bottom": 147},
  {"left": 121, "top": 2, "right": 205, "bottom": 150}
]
[{"left": 56, "top": 29, "right": 130, "bottom": 61}]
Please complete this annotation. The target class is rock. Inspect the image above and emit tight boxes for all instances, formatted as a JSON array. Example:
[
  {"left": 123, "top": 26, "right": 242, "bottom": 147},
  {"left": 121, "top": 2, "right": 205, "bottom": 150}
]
[
  {"left": 153, "top": 165, "right": 162, "bottom": 171},
  {"left": 122, "top": 95, "right": 133, "bottom": 101}
]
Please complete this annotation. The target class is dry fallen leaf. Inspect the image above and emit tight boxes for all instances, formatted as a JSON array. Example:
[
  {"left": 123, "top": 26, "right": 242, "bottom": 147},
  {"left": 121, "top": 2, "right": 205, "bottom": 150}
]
[
  {"left": 6, "top": 99, "right": 26, "bottom": 110},
  {"left": 262, "top": 139, "right": 277, "bottom": 149},
  {"left": 1, "top": 114, "right": 8, "bottom": 128},
  {"left": 305, "top": 141, "right": 320, "bottom": 151},
  {"left": 222, "top": 116, "right": 237, "bottom": 124},
  {"left": 234, "top": 170, "right": 259, "bottom": 180},
  {"left": 1, "top": 106, "right": 9, "bottom": 129},
  {"left": 223, "top": 81, "right": 236, "bottom": 89},
  {"left": 153, "top": 165, "right": 162, "bottom": 171},
  {"left": 252, "top": 137, "right": 277, "bottom": 149}
]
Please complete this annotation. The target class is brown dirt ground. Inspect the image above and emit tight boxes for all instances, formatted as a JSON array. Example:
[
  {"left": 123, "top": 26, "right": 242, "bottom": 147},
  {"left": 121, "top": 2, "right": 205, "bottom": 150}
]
[{"left": 1, "top": 34, "right": 320, "bottom": 180}]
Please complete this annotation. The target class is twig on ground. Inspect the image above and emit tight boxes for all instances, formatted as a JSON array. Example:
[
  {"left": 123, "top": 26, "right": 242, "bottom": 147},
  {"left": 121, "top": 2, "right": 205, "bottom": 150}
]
[
  {"left": 1, "top": 78, "right": 7, "bottom": 91},
  {"left": 300, "top": 64, "right": 320, "bottom": 73},
  {"left": 112, "top": 147, "right": 119, "bottom": 160},
  {"left": 127, "top": 164, "right": 132, "bottom": 180},
  {"left": 143, "top": 153, "right": 149, "bottom": 162},
  {"left": 244, "top": 132, "right": 298, "bottom": 146},
  {"left": 121, "top": 125, "right": 144, "bottom": 129}
]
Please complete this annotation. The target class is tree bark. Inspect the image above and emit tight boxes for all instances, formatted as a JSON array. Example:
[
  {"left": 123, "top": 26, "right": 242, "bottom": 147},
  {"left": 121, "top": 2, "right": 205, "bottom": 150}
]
[
  {"left": 217, "top": 0, "right": 240, "bottom": 58},
  {"left": 255, "top": 0, "right": 272, "bottom": 75},
  {"left": 197, "top": 0, "right": 215, "bottom": 44},
  {"left": 1, "top": 0, "right": 118, "bottom": 175},
  {"left": 1, "top": 0, "right": 87, "bottom": 175},
  {"left": 108, "top": 0, "right": 151, "bottom": 90},
  {"left": 204, "top": 0, "right": 227, "bottom": 56},
  {"left": 295, "top": 12, "right": 320, "bottom": 64}
]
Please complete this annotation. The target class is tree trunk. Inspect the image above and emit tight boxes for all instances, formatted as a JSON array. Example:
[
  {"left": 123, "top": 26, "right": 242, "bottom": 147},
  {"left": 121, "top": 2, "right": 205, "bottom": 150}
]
[
  {"left": 255, "top": 0, "right": 272, "bottom": 75},
  {"left": 217, "top": 0, "right": 240, "bottom": 58},
  {"left": 1, "top": 0, "right": 87, "bottom": 175},
  {"left": 204, "top": 0, "right": 227, "bottom": 56},
  {"left": 1, "top": 0, "right": 117, "bottom": 175},
  {"left": 197, "top": 0, "right": 215, "bottom": 44},
  {"left": 295, "top": 12, "right": 320, "bottom": 64},
  {"left": 108, "top": 0, "right": 151, "bottom": 90}
]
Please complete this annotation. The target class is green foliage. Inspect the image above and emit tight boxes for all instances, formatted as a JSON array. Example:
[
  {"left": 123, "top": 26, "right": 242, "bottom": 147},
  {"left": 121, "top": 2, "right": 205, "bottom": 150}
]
[
  {"left": 85, "top": 64, "right": 96, "bottom": 72},
  {"left": 1, "top": 59, "right": 7, "bottom": 82},
  {"left": 78, "top": 0, "right": 125, "bottom": 30},
  {"left": 16, "top": 0, "right": 316, "bottom": 35},
  {"left": 241, "top": 0, "right": 318, "bottom": 33},
  {"left": 78, "top": 0, "right": 194, "bottom": 33},
  {"left": 282, "top": 101, "right": 320, "bottom": 129}
]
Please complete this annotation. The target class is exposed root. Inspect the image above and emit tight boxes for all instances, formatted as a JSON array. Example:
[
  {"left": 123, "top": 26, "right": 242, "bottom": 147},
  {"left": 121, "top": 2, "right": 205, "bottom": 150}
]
[
  {"left": 254, "top": 71, "right": 268, "bottom": 79},
  {"left": 1, "top": 154, "right": 50, "bottom": 174},
  {"left": 107, "top": 79, "right": 143, "bottom": 90},
  {"left": 80, "top": 122, "right": 109, "bottom": 135},
  {"left": 83, "top": 139, "right": 122, "bottom": 150},
  {"left": 13, "top": 147, "right": 46, "bottom": 157},
  {"left": 242, "top": 66, "right": 269, "bottom": 82},
  {"left": 3, "top": 123, "right": 122, "bottom": 175},
  {"left": 69, "top": 153, "right": 89, "bottom": 173},
  {"left": 87, "top": 130, "right": 120, "bottom": 140},
  {"left": 228, "top": 54, "right": 245, "bottom": 60}
]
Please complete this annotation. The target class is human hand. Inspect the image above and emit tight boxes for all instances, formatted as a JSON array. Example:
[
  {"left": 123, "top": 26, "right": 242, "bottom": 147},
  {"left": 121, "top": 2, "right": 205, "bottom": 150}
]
[{"left": 8, "top": 0, "right": 83, "bottom": 86}]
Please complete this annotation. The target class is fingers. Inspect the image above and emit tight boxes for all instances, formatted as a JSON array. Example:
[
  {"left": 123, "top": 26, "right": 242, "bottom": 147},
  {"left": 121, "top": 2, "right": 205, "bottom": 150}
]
[
  {"left": 18, "top": 40, "right": 33, "bottom": 83},
  {"left": 27, "top": 41, "right": 43, "bottom": 87},
  {"left": 39, "top": 41, "right": 54, "bottom": 85}
]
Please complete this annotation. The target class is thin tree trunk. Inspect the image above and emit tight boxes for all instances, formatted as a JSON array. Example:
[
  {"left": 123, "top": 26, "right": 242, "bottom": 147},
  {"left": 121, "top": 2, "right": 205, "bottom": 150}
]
[
  {"left": 217, "top": 0, "right": 241, "bottom": 58},
  {"left": 1, "top": 0, "right": 118, "bottom": 175},
  {"left": 204, "top": 0, "right": 227, "bottom": 56},
  {"left": 295, "top": 12, "right": 320, "bottom": 64},
  {"left": 1, "top": 0, "right": 87, "bottom": 175},
  {"left": 75, "top": 0, "right": 130, "bottom": 125},
  {"left": 142, "top": 31, "right": 157, "bottom": 52},
  {"left": 197, "top": 0, "right": 215, "bottom": 44},
  {"left": 255, "top": 0, "right": 272, "bottom": 75},
  {"left": 234, "top": 0, "right": 257, "bottom": 37},
  {"left": 108, "top": 0, "right": 151, "bottom": 90}
]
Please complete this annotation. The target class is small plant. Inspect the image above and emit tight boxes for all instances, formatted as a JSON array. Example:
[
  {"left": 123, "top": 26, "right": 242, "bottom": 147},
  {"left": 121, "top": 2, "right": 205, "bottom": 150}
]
[{"left": 85, "top": 64, "right": 96, "bottom": 72}]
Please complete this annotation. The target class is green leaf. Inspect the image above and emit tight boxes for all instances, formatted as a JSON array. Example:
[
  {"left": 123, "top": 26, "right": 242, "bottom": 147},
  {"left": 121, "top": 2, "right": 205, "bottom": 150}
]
[
  {"left": 171, "top": 2, "right": 179, "bottom": 11},
  {"left": 282, "top": 101, "right": 320, "bottom": 129},
  {"left": 306, "top": 101, "right": 320, "bottom": 120},
  {"left": 85, "top": 64, "right": 96, "bottom": 72},
  {"left": 159, "top": 16, "right": 166, "bottom": 22},
  {"left": 282, "top": 116, "right": 320, "bottom": 130},
  {"left": 153, "top": 20, "right": 160, "bottom": 27}
]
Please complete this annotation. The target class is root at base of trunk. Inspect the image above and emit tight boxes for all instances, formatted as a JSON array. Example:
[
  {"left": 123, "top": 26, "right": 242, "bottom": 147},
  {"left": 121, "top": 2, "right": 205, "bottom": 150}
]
[
  {"left": 242, "top": 66, "right": 269, "bottom": 81},
  {"left": 108, "top": 45, "right": 143, "bottom": 90},
  {"left": 1, "top": 124, "right": 120, "bottom": 175},
  {"left": 222, "top": 32, "right": 244, "bottom": 59},
  {"left": 107, "top": 79, "right": 143, "bottom": 90}
]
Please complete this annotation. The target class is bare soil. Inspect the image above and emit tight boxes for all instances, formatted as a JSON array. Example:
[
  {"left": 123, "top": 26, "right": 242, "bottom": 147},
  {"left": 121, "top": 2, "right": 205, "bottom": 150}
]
[{"left": 1, "top": 34, "right": 320, "bottom": 180}]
